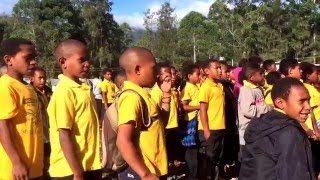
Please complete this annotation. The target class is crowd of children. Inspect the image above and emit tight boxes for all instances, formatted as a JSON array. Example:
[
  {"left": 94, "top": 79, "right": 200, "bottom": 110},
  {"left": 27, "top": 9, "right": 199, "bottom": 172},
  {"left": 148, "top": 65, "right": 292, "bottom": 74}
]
[{"left": 1, "top": 37, "right": 320, "bottom": 180}]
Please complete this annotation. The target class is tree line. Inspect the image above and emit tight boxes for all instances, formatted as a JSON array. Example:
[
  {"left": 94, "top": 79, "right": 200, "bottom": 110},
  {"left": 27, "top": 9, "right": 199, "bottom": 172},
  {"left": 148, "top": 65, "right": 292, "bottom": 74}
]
[{"left": 1, "top": 0, "right": 320, "bottom": 77}]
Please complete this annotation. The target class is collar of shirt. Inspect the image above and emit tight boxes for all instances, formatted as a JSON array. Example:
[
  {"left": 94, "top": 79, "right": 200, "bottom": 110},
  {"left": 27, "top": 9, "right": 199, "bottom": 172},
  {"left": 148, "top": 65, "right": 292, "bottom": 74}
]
[
  {"left": 243, "top": 80, "right": 259, "bottom": 89},
  {"left": 58, "top": 74, "right": 90, "bottom": 90},
  {"left": 123, "top": 81, "right": 150, "bottom": 98}
]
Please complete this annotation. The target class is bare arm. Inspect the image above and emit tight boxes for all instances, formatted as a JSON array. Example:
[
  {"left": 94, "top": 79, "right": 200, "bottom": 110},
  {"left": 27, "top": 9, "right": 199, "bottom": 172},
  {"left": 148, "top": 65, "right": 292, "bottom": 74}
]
[
  {"left": 117, "top": 123, "right": 158, "bottom": 179},
  {"left": 0, "top": 120, "right": 28, "bottom": 180},
  {"left": 102, "top": 92, "right": 108, "bottom": 107},
  {"left": 200, "top": 102, "right": 210, "bottom": 139},
  {"left": 182, "top": 100, "right": 200, "bottom": 112},
  {"left": 59, "top": 129, "right": 83, "bottom": 179}
]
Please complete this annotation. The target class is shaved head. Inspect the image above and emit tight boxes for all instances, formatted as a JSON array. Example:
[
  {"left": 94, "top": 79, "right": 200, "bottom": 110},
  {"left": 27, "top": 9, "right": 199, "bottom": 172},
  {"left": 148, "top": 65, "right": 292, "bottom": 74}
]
[
  {"left": 119, "top": 47, "right": 155, "bottom": 73},
  {"left": 55, "top": 39, "right": 86, "bottom": 62}
]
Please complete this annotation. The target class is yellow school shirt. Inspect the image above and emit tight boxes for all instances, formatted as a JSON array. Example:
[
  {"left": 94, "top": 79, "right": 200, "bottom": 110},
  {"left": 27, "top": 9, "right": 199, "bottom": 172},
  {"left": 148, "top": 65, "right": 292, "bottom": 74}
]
[
  {"left": 264, "top": 85, "right": 273, "bottom": 106},
  {"left": 100, "top": 79, "right": 116, "bottom": 104},
  {"left": 181, "top": 82, "right": 199, "bottom": 121},
  {"left": 48, "top": 74, "right": 101, "bottom": 177},
  {"left": 198, "top": 78, "right": 225, "bottom": 130},
  {"left": 150, "top": 84, "right": 178, "bottom": 129},
  {"left": 304, "top": 83, "right": 320, "bottom": 130},
  {"left": 118, "top": 81, "right": 168, "bottom": 176},
  {"left": 0, "top": 74, "right": 43, "bottom": 179}
]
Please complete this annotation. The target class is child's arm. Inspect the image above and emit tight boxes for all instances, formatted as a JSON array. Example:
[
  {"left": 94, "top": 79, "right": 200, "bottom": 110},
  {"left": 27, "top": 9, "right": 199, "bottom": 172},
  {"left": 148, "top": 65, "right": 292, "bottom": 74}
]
[
  {"left": 200, "top": 102, "right": 210, "bottom": 139},
  {"left": 117, "top": 123, "right": 159, "bottom": 180},
  {"left": 239, "top": 87, "right": 269, "bottom": 118},
  {"left": 182, "top": 100, "right": 200, "bottom": 112},
  {"left": 59, "top": 129, "right": 84, "bottom": 180},
  {"left": 0, "top": 120, "right": 28, "bottom": 179},
  {"left": 102, "top": 91, "right": 108, "bottom": 108}
]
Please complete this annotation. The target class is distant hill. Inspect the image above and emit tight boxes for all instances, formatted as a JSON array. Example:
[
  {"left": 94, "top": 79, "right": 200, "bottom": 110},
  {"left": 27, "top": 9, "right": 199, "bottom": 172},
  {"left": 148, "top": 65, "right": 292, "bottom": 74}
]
[{"left": 130, "top": 28, "right": 144, "bottom": 46}]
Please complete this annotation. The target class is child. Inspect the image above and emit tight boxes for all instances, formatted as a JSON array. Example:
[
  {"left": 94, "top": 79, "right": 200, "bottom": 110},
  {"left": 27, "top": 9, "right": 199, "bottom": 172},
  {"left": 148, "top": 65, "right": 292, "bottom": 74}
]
[
  {"left": 0, "top": 38, "right": 43, "bottom": 179},
  {"left": 114, "top": 70, "right": 127, "bottom": 92},
  {"left": 198, "top": 59, "right": 225, "bottom": 179},
  {"left": 150, "top": 63, "right": 180, "bottom": 167},
  {"left": 30, "top": 66, "right": 51, "bottom": 179},
  {"left": 279, "top": 58, "right": 301, "bottom": 79},
  {"left": 300, "top": 62, "right": 320, "bottom": 179},
  {"left": 219, "top": 61, "right": 240, "bottom": 178},
  {"left": 238, "top": 63, "right": 272, "bottom": 148},
  {"left": 239, "top": 77, "right": 313, "bottom": 180},
  {"left": 181, "top": 63, "right": 201, "bottom": 179},
  {"left": 264, "top": 71, "right": 282, "bottom": 106},
  {"left": 117, "top": 47, "right": 171, "bottom": 179},
  {"left": 262, "top": 59, "right": 277, "bottom": 74},
  {"left": 48, "top": 39, "right": 101, "bottom": 179},
  {"left": 101, "top": 68, "right": 116, "bottom": 108}
]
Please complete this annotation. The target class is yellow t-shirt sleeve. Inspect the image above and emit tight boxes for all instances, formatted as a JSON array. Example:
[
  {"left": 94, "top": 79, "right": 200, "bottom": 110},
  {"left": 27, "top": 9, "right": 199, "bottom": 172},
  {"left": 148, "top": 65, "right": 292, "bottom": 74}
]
[
  {"left": 150, "top": 88, "right": 162, "bottom": 106},
  {"left": 0, "top": 86, "right": 18, "bottom": 119},
  {"left": 198, "top": 84, "right": 209, "bottom": 103},
  {"left": 52, "top": 90, "right": 76, "bottom": 129},
  {"left": 100, "top": 82, "right": 107, "bottom": 92},
  {"left": 118, "top": 93, "right": 141, "bottom": 125},
  {"left": 181, "top": 87, "right": 191, "bottom": 102}
]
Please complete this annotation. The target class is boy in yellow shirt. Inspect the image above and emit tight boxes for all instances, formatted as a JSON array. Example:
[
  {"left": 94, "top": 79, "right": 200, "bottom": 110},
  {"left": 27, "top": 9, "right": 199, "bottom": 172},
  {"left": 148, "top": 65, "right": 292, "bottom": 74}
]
[
  {"left": 150, "top": 63, "right": 180, "bottom": 171},
  {"left": 181, "top": 63, "right": 201, "bottom": 179},
  {"left": 117, "top": 47, "right": 171, "bottom": 179},
  {"left": 48, "top": 39, "right": 101, "bottom": 179},
  {"left": 198, "top": 59, "right": 225, "bottom": 179},
  {"left": 0, "top": 38, "right": 43, "bottom": 180},
  {"left": 100, "top": 68, "right": 116, "bottom": 108}
]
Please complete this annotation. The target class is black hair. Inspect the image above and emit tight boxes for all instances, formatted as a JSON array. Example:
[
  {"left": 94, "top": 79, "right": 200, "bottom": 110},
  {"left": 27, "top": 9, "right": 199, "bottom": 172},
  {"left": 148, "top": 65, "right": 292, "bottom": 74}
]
[
  {"left": 202, "top": 59, "right": 219, "bottom": 69},
  {"left": 271, "top": 77, "right": 306, "bottom": 103},
  {"left": 183, "top": 63, "right": 199, "bottom": 80},
  {"left": 262, "top": 59, "right": 275, "bottom": 71},
  {"left": 219, "top": 61, "right": 231, "bottom": 72},
  {"left": 0, "top": 38, "right": 34, "bottom": 59},
  {"left": 248, "top": 56, "right": 263, "bottom": 66},
  {"left": 195, "top": 60, "right": 207, "bottom": 70},
  {"left": 31, "top": 66, "right": 46, "bottom": 76},
  {"left": 279, "top": 58, "right": 299, "bottom": 76},
  {"left": 156, "top": 62, "right": 171, "bottom": 75},
  {"left": 102, "top": 68, "right": 112, "bottom": 75},
  {"left": 266, "top": 71, "right": 281, "bottom": 85},
  {"left": 300, "top": 62, "right": 316, "bottom": 81},
  {"left": 238, "top": 58, "right": 248, "bottom": 67},
  {"left": 242, "top": 62, "right": 263, "bottom": 80}
]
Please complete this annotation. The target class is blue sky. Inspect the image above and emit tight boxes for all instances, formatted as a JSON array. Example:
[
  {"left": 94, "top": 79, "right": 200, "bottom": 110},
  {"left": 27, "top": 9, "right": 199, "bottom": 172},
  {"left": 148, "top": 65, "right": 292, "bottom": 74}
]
[{"left": 0, "top": 0, "right": 215, "bottom": 28}]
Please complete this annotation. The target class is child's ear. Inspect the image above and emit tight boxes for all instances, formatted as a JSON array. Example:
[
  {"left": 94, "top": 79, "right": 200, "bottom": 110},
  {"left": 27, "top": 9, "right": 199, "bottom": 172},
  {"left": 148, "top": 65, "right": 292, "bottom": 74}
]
[
  {"left": 58, "top": 57, "right": 67, "bottom": 69},
  {"left": 135, "top": 65, "right": 141, "bottom": 75},
  {"left": 187, "top": 74, "right": 191, "bottom": 80},
  {"left": 204, "top": 68, "right": 209, "bottom": 75},
  {"left": 274, "top": 97, "right": 285, "bottom": 110},
  {"left": 3, "top": 55, "right": 13, "bottom": 66}
]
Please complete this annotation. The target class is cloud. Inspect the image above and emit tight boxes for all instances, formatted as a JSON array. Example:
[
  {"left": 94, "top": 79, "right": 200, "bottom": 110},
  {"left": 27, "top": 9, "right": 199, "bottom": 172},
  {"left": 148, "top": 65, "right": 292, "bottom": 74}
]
[
  {"left": 0, "top": 0, "right": 18, "bottom": 15},
  {"left": 114, "top": 0, "right": 215, "bottom": 29}
]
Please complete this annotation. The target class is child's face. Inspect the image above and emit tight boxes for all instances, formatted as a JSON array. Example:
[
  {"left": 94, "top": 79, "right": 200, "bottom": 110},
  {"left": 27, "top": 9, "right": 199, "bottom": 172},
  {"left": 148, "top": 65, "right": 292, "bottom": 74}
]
[
  {"left": 6, "top": 44, "right": 37, "bottom": 76},
  {"left": 159, "top": 67, "right": 172, "bottom": 84},
  {"left": 31, "top": 70, "right": 46, "bottom": 90},
  {"left": 279, "top": 86, "right": 310, "bottom": 123},
  {"left": 171, "top": 68, "right": 177, "bottom": 85},
  {"left": 308, "top": 68, "right": 318, "bottom": 84},
  {"left": 268, "top": 64, "right": 277, "bottom": 72},
  {"left": 64, "top": 47, "right": 90, "bottom": 79},
  {"left": 205, "top": 62, "right": 222, "bottom": 80},
  {"left": 250, "top": 70, "right": 265, "bottom": 86},
  {"left": 188, "top": 68, "right": 200, "bottom": 84},
  {"left": 220, "top": 64, "right": 229, "bottom": 80},
  {"left": 104, "top": 71, "right": 112, "bottom": 81},
  {"left": 289, "top": 65, "right": 301, "bottom": 79}
]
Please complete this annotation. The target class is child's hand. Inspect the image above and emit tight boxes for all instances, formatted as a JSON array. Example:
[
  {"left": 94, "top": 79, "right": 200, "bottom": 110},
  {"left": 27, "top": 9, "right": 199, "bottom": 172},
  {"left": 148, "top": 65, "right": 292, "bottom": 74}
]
[
  {"left": 159, "top": 75, "right": 172, "bottom": 93},
  {"left": 204, "top": 130, "right": 211, "bottom": 140},
  {"left": 12, "top": 160, "right": 28, "bottom": 180}
]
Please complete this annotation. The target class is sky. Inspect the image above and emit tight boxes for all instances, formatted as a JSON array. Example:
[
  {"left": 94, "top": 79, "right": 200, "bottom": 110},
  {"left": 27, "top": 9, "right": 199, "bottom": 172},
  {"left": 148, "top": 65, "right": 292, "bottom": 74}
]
[{"left": 0, "top": 0, "right": 215, "bottom": 29}]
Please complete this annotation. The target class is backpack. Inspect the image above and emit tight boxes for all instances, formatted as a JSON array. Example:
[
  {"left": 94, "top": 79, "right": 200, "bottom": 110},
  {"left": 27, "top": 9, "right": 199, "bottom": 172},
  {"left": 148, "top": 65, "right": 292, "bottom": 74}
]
[{"left": 102, "top": 89, "right": 151, "bottom": 172}]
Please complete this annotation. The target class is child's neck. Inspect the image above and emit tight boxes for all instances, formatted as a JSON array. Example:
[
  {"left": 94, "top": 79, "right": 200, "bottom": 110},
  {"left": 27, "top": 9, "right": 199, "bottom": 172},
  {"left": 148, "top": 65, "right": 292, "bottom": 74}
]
[
  {"left": 6, "top": 69, "right": 25, "bottom": 83},
  {"left": 207, "top": 77, "right": 218, "bottom": 83},
  {"left": 247, "top": 80, "right": 259, "bottom": 86},
  {"left": 189, "top": 81, "right": 197, "bottom": 86}
]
